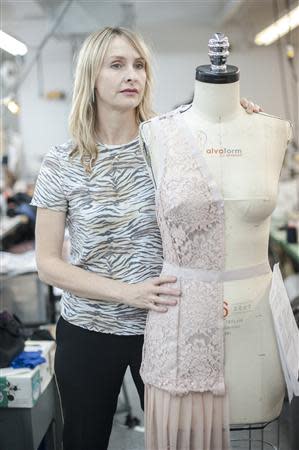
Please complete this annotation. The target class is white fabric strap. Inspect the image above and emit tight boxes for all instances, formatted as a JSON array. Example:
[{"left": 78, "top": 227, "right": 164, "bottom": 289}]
[{"left": 163, "top": 261, "right": 271, "bottom": 282}]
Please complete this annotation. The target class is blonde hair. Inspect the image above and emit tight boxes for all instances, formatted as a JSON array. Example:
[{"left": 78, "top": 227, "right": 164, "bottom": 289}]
[{"left": 69, "top": 27, "right": 155, "bottom": 172}]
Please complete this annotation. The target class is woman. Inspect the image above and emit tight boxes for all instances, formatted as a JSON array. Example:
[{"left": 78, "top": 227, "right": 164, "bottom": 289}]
[{"left": 31, "top": 26, "right": 261, "bottom": 450}]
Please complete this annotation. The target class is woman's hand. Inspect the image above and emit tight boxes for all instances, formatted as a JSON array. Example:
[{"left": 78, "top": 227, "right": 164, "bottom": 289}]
[
  {"left": 240, "top": 97, "right": 263, "bottom": 114},
  {"left": 125, "top": 276, "right": 180, "bottom": 312}
]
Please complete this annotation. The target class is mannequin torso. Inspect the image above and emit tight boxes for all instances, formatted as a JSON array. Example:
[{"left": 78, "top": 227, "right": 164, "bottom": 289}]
[{"left": 140, "top": 80, "right": 292, "bottom": 424}]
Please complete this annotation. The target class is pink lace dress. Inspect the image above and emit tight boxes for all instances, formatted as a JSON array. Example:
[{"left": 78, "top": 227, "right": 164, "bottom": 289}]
[{"left": 140, "top": 107, "right": 230, "bottom": 450}]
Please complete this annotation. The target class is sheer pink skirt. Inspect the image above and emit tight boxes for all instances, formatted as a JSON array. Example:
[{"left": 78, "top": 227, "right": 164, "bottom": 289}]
[{"left": 145, "top": 385, "right": 231, "bottom": 450}]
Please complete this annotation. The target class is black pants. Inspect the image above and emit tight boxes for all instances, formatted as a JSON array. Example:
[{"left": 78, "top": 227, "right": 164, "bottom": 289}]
[{"left": 54, "top": 317, "right": 144, "bottom": 450}]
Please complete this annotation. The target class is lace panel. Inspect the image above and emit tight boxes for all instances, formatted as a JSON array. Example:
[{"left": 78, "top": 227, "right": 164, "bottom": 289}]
[{"left": 140, "top": 110, "right": 226, "bottom": 395}]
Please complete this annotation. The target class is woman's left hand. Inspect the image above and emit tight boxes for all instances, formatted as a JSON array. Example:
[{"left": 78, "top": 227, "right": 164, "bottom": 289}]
[{"left": 240, "top": 97, "right": 263, "bottom": 114}]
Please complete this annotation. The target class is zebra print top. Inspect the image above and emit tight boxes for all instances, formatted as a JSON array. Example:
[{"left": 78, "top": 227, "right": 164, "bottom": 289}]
[{"left": 31, "top": 137, "right": 163, "bottom": 335}]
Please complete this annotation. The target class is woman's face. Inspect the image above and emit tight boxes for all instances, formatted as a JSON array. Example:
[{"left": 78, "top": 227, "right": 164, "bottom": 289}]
[{"left": 95, "top": 35, "right": 146, "bottom": 113}]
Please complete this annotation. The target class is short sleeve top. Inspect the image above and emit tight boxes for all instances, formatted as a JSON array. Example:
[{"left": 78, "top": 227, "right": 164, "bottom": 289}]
[{"left": 30, "top": 138, "right": 163, "bottom": 335}]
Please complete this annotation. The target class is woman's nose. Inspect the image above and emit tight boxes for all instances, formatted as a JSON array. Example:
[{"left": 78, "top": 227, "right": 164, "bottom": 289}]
[{"left": 124, "top": 66, "right": 137, "bottom": 82}]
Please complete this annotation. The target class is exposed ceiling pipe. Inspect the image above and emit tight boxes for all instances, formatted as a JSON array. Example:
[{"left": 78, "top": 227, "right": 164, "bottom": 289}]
[
  {"left": 217, "top": 0, "right": 246, "bottom": 25},
  {"left": 34, "top": 0, "right": 65, "bottom": 18},
  {"left": 119, "top": 2, "right": 136, "bottom": 29},
  {"left": 16, "top": 0, "right": 74, "bottom": 93}
]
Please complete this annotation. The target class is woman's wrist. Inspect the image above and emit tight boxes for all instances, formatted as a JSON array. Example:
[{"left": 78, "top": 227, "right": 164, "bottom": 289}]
[{"left": 105, "top": 278, "right": 130, "bottom": 305}]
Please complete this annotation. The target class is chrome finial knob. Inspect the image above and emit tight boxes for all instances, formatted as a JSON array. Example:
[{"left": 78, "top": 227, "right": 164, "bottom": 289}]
[{"left": 208, "top": 33, "right": 230, "bottom": 72}]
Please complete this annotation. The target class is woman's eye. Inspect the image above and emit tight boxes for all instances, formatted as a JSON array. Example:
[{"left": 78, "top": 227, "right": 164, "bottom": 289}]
[
  {"left": 135, "top": 63, "right": 145, "bottom": 69},
  {"left": 111, "top": 63, "right": 122, "bottom": 69}
]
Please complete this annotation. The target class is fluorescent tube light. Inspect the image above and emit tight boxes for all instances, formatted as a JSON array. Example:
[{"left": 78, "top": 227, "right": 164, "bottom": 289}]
[
  {"left": 0, "top": 30, "right": 28, "bottom": 56},
  {"left": 255, "top": 5, "right": 299, "bottom": 46}
]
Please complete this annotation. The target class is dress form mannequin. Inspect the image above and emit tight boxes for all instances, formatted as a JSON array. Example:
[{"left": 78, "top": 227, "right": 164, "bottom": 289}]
[{"left": 141, "top": 33, "right": 292, "bottom": 426}]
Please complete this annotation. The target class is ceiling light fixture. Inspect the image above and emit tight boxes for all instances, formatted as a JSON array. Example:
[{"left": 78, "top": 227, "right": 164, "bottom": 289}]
[
  {"left": 1, "top": 97, "right": 20, "bottom": 114},
  {"left": 254, "top": 5, "right": 299, "bottom": 46}
]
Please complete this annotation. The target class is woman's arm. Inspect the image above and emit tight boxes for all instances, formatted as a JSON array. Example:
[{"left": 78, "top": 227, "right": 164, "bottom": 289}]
[{"left": 35, "top": 208, "right": 179, "bottom": 312}]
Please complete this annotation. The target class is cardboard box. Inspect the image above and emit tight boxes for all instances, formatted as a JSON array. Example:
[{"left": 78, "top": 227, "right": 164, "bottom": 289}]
[
  {"left": 25, "top": 340, "right": 56, "bottom": 393},
  {"left": 0, "top": 340, "right": 56, "bottom": 408},
  {"left": 0, "top": 367, "right": 41, "bottom": 408}
]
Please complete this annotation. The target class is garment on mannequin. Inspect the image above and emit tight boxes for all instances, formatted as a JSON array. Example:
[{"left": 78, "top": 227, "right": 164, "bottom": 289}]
[{"left": 139, "top": 33, "right": 296, "bottom": 450}]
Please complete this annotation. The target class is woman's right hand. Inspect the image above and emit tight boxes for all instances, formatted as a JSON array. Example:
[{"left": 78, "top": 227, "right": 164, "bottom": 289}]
[{"left": 125, "top": 276, "right": 180, "bottom": 312}]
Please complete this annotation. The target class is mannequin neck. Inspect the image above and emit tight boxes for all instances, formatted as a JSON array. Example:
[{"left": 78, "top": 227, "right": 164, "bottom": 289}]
[{"left": 191, "top": 80, "right": 241, "bottom": 121}]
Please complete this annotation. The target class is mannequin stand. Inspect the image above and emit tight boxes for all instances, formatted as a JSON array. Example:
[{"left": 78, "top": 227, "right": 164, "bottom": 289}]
[{"left": 230, "top": 417, "right": 280, "bottom": 450}]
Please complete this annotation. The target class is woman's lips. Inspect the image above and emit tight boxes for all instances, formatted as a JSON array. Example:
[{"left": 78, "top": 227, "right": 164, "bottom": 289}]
[{"left": 120, "top": 89, "right": 138, "bottom": 95}]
